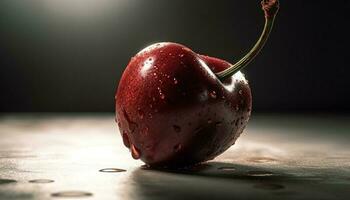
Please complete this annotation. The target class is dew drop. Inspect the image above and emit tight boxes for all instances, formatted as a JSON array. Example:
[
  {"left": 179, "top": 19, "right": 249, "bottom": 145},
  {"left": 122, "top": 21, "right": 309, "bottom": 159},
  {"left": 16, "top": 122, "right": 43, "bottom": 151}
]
[
  {"left": 179, "top": 54, "right": 184, "bottom": 57},
  {"left": 131, "top": 144, "right": 141, "bottom": 159},
  {"left": 207, "top": 119, "right": 213, "bottom": 124},
  {"left": 149, "top": 104, "right": 153, "bottom": 108},
  {"left": 209, "top": 91, "right": 217, "bottom": 99},
  {"left": 137, "top": 108, "right": 144, "bottom": 119},
  {"left": 173, "top": 125, "right": 181, "bottom": 133},
  {"left": 235, "top": 105, "right": 240, "bottom": 111},
  {"left": 157, "top": 87, "right": 165, "bottom": 99},
  {"left": 173, "top": 78, "right": 178, "bottom": 84},
  {"left": 238, "top": 90, "right": 243, "bottom": 95},
  {"left": 142, "top": 126, "right": 149, "bottom": 136},
  {"left": 169, "top": 53, "right": 172, "bottom": 56},
  {"left": 173, "top": 144, "right": 182, "bottom": 152}
]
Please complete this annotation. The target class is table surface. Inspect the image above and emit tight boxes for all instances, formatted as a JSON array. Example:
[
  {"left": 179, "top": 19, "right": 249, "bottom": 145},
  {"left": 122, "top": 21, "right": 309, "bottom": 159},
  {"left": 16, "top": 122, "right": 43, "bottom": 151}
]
[{"left": 0, "top": 113, "right": 349, "bottom": 200}]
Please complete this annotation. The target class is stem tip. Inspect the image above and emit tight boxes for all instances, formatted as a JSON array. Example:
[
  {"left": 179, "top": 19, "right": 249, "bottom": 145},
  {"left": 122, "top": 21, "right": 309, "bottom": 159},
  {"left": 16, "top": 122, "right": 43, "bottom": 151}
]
[{"left": 261, "top": 0, "right": 279, "bottom": 19}]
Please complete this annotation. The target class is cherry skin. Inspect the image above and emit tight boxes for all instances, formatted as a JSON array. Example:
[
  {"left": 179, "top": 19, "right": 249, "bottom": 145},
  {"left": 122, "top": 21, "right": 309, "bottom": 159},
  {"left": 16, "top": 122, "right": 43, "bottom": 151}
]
[
  {"left": 116, "top": 42, "right": 251, "bottom": 167},
  {"left": 115, "top": 0, "right": 279, "bottom": 167}
]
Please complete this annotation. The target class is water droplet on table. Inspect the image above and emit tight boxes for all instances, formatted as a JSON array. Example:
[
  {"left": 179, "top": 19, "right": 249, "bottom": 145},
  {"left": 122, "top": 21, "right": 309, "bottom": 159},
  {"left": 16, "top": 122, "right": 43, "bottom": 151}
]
[
  {"left": 51, "top": 191, "right": 93, "bottom": 198},
  {"left": 99, "top": 168, "right": 126, "bottom": 173},
  {"left": 248, "top": 157, "right": 277, "bottom": 163},
  {"left": 246, "top": 171, "right": 275, "bottom": 177},
  {"left": 29, "top": 179, "right": 54, "bottom": 183},
  {"left": 218, "top": 166, "right": 236, "bottom": 171}
]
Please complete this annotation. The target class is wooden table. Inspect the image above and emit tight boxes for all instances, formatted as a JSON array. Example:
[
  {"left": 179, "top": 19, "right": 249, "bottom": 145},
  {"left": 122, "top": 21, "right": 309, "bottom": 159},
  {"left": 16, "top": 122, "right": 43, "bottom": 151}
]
[{"left": 0, "top": 114, "right": 349, "bottom": 199}]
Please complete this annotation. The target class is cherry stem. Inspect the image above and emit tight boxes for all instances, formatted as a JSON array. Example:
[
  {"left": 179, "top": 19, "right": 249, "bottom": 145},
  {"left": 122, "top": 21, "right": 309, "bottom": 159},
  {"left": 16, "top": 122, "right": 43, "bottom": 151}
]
[{"left": 216, "top": 0, "right": 279, "bottom": 80}]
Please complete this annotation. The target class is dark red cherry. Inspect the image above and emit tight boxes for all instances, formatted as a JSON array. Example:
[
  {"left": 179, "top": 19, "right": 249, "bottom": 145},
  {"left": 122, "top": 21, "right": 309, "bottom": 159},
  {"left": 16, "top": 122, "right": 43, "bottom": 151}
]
[{"left": 115, "top": 0, "right": 279, "bottom": 167}]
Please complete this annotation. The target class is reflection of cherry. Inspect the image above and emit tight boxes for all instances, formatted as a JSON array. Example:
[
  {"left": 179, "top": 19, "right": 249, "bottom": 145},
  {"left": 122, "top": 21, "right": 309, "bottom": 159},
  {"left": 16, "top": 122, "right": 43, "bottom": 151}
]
[{"left": 115, "top": 0, "right": 279, "bottom": 167}]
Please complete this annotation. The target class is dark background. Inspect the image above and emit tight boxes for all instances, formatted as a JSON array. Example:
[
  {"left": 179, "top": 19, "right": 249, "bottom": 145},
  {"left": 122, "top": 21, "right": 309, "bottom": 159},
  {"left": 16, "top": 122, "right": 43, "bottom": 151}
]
[{"left": 0, "top": 0, "right": 349, "bottom": 113}]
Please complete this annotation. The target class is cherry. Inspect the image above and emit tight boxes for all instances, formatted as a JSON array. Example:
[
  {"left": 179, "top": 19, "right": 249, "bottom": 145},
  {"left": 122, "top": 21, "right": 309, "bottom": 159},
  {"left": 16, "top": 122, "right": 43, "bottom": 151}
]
[{"left": 115, "top": 0, "right": 279, "bottom": 167}]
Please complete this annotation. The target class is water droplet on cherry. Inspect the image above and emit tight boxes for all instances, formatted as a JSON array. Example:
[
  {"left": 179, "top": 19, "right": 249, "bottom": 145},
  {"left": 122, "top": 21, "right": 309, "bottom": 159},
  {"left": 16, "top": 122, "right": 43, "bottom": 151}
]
[
  {"left": 209, "top": 91, "right": 217, "bottom": 99},
  {"left": 173, "top": 144, "right": 182, "bottom": 152},
  {"left": 173, "top": 78, "right": 178, "bottom": 84},
  {"left": 131, "top": 144, "right": 141, "bottom": 159},
  {"left": 138, "top": 108, "right": 144, "bottom": 119},
  {"left": 142, "top": 126, "right": 149, "bottom": 136},
  {"left": 157, "top": 87, "right": 165, "bottom": 99}
]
